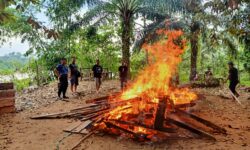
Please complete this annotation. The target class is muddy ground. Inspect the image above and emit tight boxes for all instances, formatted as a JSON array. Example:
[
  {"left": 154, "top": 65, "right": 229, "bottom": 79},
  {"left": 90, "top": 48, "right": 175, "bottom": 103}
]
[{"left": 0, "top": 80, "right": 250, "bottom": 150}]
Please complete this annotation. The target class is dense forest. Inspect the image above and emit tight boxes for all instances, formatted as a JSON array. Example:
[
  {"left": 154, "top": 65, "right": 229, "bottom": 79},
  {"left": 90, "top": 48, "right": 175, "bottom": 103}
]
[{"left": 0, "top": 0, "right": 249, "bottom": 89}]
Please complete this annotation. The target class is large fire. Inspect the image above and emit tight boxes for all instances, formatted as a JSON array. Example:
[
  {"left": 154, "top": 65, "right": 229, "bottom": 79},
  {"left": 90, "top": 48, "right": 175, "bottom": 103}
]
[
  {"left": 120, "top": 29, "right": 197, "bottom": 104},
  {"left": 102, "top": 29, "right": 198, "bottom": 139}
]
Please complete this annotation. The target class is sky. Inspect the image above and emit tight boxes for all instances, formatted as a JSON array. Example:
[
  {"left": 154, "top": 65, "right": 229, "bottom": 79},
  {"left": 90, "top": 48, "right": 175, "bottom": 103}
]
[
  {"left": 0, "top": 38, "right": 30, "bottom": 56},
  {"left": 0, "top": 11, "right": 49, "bottom": 57},
  {"left": 0, "top": 5, "right": 88, "bottom": 57}
]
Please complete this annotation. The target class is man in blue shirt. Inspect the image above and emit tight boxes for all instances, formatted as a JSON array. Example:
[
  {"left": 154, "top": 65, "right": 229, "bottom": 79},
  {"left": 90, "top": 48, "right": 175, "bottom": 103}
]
[{"left": 55, "top": 58, "right": 69, "bottom": 99}]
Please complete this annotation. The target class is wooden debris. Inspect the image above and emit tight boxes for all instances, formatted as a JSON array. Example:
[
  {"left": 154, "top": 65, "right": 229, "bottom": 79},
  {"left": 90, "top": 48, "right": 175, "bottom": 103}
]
[
  {"left": 0, "top": 83, "right": 15, "bottom": 114},
  {"left": 0, "top": 89, "right": 15, "bottom": 98},
  {"left": 111, "top": 119, "right": 176, "bottom": 133},
  {"left": 0, "top": 98, "right": 15, "bottom": 108},
  {"left": 86, "top": 96, "right": 109, "bottom": 104},
  {"left": 0, "top": 106, "right": 16, "bottom": 114},
  {"left": 175, "top": 109, "right": 227, "bottom": 134},
  {"left": 154, "top": 97, "right": 167, "bottom": 130},
  {"left": 105, "top": 121, "right": 149, "bottom": 140},
  {"left": 166, "top": 118, "right": 216, "bottom": 140},
  {"left": 0, "top": 83, "right": 14, "bottom": 90},
  {"left": 31, "top": 112, "right": 71, "bottom": 119},
  {"left": 71, "top": 131, "right": 95, "bottom": 150},
  {"left": 63, "top": 121, "right": 82, "bottom": 132}
]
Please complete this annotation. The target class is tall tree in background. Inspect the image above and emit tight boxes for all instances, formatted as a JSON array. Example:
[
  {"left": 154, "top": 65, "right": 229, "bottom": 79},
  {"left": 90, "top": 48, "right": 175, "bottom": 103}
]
[
  {"left": 70, "top": 0, "right": 185, "bottom": 77},
  {"left": 185, "top": 0, "right": 202, "bottom": 81}
]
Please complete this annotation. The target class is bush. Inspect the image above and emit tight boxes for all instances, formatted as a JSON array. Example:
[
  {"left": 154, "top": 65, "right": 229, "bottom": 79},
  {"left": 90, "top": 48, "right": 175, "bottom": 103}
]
[{"left": 13, "top": 78, "right": 32, "bottom": 92}]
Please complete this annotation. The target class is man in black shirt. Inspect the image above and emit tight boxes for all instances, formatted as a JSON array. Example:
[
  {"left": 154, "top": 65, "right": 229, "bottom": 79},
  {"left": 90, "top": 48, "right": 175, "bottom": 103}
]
[
  {"left": 69, "top": 57, "right": 80, "bottom": 94},
  {"left": 227, "top": 61, "right": 240, "bottom": 97},
  {"left": 92, "top": 59, "right": 103, "bottom": 92},
  {"left": 119, "top": 61, "right": 128, "bottom": 90}
]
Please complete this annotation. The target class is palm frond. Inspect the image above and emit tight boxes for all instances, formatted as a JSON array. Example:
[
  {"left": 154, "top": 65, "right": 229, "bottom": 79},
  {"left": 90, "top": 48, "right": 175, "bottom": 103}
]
[
  {"left": 69, "top": 2, "right": 110, "bottom": 31},
  {"left": 132, "top": 19, "right": 185, "bottom": 52}
]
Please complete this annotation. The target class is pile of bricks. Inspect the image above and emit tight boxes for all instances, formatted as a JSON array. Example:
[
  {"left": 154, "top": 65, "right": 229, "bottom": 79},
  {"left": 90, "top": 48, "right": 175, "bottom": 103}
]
[{"left": 0, "top": 83, "right": 16, "bottom": 114}]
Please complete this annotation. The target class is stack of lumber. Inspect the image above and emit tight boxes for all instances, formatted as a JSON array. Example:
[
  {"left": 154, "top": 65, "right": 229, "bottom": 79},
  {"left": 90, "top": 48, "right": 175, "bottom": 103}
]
[{"left": 0, "top": 83, "right": 16, "bottom": 114}]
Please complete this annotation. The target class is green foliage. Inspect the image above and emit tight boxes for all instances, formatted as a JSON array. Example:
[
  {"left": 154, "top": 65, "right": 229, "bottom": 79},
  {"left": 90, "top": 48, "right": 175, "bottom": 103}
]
[
  {"left": 130, "top": 51, "right": 146, "bottom": 78},
  {"left": 0, "top": 52, "right": 28, "bottom": 73},
  {"left": 13, "top": 78, "right": 32, "bottom": 92}
]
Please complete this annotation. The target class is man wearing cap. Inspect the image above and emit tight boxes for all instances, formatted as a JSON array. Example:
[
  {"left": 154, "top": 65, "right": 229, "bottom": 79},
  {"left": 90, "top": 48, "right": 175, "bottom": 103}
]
[
  {"left": 55, "top": 58, "right": 69, "bottom": 99},
  {"left": 227, "top": 61, "right": 240, "bottom": 97}
]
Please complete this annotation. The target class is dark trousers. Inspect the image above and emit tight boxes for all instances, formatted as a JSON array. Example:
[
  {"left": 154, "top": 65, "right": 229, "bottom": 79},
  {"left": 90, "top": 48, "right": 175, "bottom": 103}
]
[
  {"left": 120, "top": 77, "right": 127, "bottom": 90},
  {"left": 58, "top": 74, "right": 68, "bottom": 97},
  {"left": 229, "top": 81, "right": 238, "bottom": 95}
]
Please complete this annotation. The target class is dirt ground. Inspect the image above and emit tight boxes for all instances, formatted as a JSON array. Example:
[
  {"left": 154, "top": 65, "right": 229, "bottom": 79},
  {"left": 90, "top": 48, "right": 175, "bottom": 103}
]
[{"left": 0, "top": 80, "right": 250, "bottom": 150}]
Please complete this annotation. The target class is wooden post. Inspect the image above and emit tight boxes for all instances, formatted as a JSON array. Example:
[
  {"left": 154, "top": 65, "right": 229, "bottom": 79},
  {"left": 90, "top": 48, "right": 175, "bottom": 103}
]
[
  {"left": 154, "top": 96, "right": 167, "bottom": 130},
  {"left": 0, "top": 83, "right": 15, "bottom": 114}
]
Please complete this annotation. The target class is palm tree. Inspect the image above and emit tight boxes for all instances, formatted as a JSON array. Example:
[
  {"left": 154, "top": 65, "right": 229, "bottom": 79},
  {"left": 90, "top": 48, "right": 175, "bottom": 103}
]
[{"left": 70, "top": 0, "right": 185, "bottom": 77}]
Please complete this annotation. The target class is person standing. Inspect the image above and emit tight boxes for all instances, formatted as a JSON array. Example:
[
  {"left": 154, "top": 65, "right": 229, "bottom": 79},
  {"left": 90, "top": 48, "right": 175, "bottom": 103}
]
[
  {"left": 69, "top": 57, "right": 80, "bottom": 94},
  {"left": 92, "top": 59, "right": 103, "bottom": 92},
  {"left": 227, "top": 61, "right": 240, "bottom": 97},
  {"left": 119, "top": 61, "right": 128, "bottom": 90},
  {"left": 55, "top": 58, "right": 69, "bottom": 99},
  {"left": 205, "top": 67, "right": 213, "bottom": 84}
]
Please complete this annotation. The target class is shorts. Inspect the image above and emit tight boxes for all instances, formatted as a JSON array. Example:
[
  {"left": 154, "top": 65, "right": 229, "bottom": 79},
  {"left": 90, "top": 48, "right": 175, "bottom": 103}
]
[
  {"left": 70, "top": 75, "right": 79, "bottom": 86},
  {"left": 95, "top": 78, "right": 102, "bottom": 87}
]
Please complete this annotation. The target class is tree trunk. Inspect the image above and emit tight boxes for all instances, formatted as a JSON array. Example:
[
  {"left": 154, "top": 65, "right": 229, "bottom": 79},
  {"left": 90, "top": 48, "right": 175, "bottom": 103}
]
[
  {"left": 121, "top": 15, "right": 132, "bottom": 78},
  {"left": 35, "top": 60, "right": 40, "bottom": 86},
  {"left": 143, "top": 14, "right": 149, "bottom": 65},
  {"left": 189, "top": 22, "right": 200, "bottom": 81}
]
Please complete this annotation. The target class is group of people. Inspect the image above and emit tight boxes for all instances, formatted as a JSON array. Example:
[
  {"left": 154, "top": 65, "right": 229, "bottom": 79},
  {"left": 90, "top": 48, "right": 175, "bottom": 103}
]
[
  {"left": 55, "top": 57, "right": 128, "bottom": 99},
  {"left": 55, "top": 57, "right": 240, "bottom": 100}
]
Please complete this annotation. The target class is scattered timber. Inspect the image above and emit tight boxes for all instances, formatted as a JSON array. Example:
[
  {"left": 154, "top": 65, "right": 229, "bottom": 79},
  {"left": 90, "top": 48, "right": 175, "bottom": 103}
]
[
  {"left": 175, "top": 109, "right": 227, "bottom": 134},
  {"left": 166, "top": 118, "right": 216, "bottom": 140}
]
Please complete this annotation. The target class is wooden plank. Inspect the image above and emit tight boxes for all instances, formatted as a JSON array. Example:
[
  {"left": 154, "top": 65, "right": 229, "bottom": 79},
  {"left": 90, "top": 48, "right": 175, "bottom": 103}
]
[
  {"left": 71, "top": 131, "right": 95, "bottom": 150},
  {"left": 85, "top": 92, "right": 120, "bottom": 104},
  {"left": 166, "top": 118, "right": 216, "bottom": 140},
  {"left": 63, "top": 121, "right": 82, "bottom": 132},
  {"left": 70, "top": 104, "right": 99, "bottom": 112},
  {"left": 0, "top": 98, "right": 15, "bottom": 108},
  {"left": 175, "top": 109, "right": 227, "bottom": 134},
  {"left": 0, "top": 90, "right": 15, "bottom": 98},
  {"left": 85, "top": 95, "right": 109, "bottom": 104},
  {"left": 31, "top": 112, "right": 71, "bottom": 119},
  {"left": 154, "top": 97, "right": 167, "bottom": 130},
  {"left": 0, "top": 83, "right": 14, "bottom": 90},
  {"left": 71, "top": 120, "right": 93, "bottom": 133},
  {"left": 31, "top": 107, "right": 109, "bottom": 119},
  {"left": 0, "top": 106, "right": 15, "bottom": 114}
]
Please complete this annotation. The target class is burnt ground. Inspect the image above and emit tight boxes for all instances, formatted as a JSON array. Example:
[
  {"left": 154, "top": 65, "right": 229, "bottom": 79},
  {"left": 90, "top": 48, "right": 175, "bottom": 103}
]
[{"left": 0, "top": 80, "right": 250, "bottom": 150}]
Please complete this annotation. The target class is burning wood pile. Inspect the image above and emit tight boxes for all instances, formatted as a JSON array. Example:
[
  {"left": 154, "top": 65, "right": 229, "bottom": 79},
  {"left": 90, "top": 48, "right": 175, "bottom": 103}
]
[{"left": 31, "top": 29, "right": 226, "bottom": 148}]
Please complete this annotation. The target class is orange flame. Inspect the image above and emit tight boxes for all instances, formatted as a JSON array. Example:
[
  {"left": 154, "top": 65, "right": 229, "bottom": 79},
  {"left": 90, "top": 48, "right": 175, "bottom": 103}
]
[
  {"left": 103, "top": 29, "right": 197, "bottom": 137},
  {"left": 119, "top": 29, "right": 196, "bottom": 104}
]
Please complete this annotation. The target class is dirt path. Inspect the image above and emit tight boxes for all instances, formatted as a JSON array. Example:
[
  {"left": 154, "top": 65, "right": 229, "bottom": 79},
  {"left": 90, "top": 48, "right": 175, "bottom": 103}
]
[{"left": 0, "top": 80, "right": 250, "bottom": 150}]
